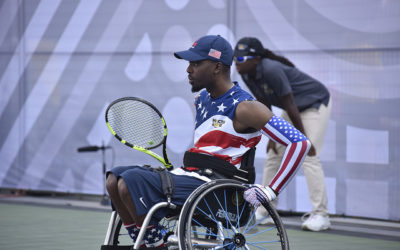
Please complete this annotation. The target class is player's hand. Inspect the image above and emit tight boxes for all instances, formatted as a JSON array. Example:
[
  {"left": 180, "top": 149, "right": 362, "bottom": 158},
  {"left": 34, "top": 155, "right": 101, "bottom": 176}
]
[
  {"left": 266, "top": 140, "right": 278, "bottom": 154},
  {"left": 307, "top": 144, "right": 316, "bottom": 156},
  {"left": 243, "top": 184, "right": 276, "bottom": 207}
]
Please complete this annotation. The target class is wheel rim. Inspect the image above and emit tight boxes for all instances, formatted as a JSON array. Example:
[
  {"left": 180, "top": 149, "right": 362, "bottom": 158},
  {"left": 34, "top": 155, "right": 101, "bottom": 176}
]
[{"left": 182, "top": 182, "right": 288, "bottom": 249}]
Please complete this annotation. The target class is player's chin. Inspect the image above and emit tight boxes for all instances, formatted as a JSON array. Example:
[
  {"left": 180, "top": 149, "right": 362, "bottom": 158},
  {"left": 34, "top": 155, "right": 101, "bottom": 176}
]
[
  {"left": 191, "top": 84, "right": 202, "bottom": 93},
  {"left": 191, "top": 86, "right": 199, "bottom": 93}
]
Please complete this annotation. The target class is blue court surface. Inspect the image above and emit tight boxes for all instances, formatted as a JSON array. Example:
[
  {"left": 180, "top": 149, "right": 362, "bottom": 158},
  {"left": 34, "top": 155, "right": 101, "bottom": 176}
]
[{"left": 0, "top": 194, "right": 399, "bottom": 250}]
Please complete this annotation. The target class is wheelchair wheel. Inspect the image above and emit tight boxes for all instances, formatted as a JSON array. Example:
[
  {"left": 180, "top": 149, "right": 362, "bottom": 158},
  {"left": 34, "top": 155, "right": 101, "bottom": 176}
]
[
  {"left": 101, "top": 212, "right": 132, "bottom": 249},
  {"left": 107, "top": 213, "right": 134, "bottom": 247},
  {"left": 112, "top": 217, "right": 124, "bottom": 245},
  {"left": 178, "top": 180, "right": 289, "bottom": 250}
]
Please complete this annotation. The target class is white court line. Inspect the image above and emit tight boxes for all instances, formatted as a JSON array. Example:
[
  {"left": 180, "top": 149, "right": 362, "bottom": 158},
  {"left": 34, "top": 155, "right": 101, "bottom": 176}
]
[
  {"left": 0, "top": 0, "right": 62, "bottom": 117},
  {"left": 19, "top": 0, "right": 143, "bottom": 190},
  {"left": 0, "top": 0, "right": 101, "bottom": 185}
]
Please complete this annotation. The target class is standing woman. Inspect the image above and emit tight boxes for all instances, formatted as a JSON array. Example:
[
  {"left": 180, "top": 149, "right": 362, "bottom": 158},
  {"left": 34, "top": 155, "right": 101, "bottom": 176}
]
[{"left": 234, "top": 37, "right": 331, "bottom": 231}]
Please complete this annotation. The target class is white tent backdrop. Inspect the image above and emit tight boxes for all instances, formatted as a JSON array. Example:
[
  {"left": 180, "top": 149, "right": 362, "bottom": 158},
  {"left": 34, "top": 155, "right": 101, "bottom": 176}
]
[{"left": 0, "top": 0, "right": 399, "bottom": 221}]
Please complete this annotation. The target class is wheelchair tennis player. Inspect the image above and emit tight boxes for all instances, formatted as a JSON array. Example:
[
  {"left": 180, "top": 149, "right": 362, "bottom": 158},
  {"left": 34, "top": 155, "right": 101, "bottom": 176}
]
[{"left": 105, "top": 35, "right": 310, "bottom": 248}]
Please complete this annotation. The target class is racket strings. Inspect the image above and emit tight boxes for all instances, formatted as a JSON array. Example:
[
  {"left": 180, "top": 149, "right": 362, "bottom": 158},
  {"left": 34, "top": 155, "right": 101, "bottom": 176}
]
[{"left": 107, "top": 100, "right": 165, "bottom": 149}]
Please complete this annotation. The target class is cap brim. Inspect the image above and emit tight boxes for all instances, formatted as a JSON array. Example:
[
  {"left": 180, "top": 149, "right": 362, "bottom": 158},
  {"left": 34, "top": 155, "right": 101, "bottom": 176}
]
[{"left": 174, "top": 49, "right": 206, "bottom": 62}]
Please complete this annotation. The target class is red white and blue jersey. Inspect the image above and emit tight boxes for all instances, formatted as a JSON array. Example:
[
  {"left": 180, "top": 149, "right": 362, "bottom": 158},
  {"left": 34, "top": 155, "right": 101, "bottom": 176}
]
[{"left": 189, "top": 83, "right": 262, "bottom": 167}]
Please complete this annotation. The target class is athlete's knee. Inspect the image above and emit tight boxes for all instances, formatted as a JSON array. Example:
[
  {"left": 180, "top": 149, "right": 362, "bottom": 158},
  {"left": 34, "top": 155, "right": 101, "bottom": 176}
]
[
  {"left": 117, "top": 178, "right": 130, "bottom": 199},
  {"left": 106, "top": 173, "right": 118, "bottom": 193}
]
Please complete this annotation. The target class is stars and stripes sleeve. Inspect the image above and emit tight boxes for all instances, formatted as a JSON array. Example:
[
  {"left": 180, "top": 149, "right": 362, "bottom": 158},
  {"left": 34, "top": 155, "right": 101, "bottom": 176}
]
[{"left": 261, "top": 116, "right": 311, "bottom": 194}]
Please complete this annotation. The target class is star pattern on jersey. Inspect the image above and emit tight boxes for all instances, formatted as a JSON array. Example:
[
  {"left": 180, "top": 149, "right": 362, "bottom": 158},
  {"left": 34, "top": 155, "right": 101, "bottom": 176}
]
[
  {"left": 199, "top": 96, "right": 239, "bottom": 120},
  {"left": 194, "top": 84, "right": 255, "bottom": 127},
  {"left": 269, "top": 116, "right": 304, "bottom": 142},
  {"left": 217, "top": 103, "right": 226, "bottom": 112},
  {"left": 232, "top": 98, "right": 239, "bottom": 106}
]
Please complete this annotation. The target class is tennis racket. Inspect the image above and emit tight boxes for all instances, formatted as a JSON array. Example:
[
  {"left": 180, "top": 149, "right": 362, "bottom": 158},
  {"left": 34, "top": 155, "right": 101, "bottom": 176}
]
[{"left": 105, "top": 97, "right": 173, "bottom": 170}]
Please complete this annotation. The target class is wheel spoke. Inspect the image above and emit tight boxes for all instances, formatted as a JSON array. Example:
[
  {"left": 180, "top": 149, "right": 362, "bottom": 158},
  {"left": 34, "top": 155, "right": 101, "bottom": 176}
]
[{"left": 178, "top": 181, "right": 289, "bottom": 250}]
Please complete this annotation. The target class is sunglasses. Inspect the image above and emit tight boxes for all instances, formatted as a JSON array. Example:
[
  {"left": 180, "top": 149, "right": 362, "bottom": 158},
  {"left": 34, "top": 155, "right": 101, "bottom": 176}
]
[{"left": 234, "top": 56, "right": 255, "bottom": 63}]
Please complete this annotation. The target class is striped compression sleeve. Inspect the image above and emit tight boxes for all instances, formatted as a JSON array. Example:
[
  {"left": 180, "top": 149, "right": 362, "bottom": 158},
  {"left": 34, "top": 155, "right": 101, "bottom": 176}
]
[{"left": 261, "top": 115, "right": 311, "bottom": 194}]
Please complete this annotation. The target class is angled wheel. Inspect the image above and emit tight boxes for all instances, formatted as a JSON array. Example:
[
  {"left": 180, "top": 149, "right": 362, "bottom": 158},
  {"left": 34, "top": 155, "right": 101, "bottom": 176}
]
[{"left": 177, "top": 180, "right": 289, "bottom": 250}]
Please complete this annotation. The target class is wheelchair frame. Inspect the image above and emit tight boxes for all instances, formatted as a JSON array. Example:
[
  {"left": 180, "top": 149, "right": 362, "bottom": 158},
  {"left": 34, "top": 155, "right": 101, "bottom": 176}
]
[{"left": 101, "top": 179, "right": 289, "bottom": 250}]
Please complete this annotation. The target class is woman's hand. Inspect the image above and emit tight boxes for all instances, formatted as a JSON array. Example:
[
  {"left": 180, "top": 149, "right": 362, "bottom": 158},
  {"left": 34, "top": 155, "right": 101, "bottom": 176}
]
[
  {"left": 267, "top": 140, "right": 278, "bottom": 154},
  {"left": 307, "top": 144, "right": 316, "bottom": 156}
]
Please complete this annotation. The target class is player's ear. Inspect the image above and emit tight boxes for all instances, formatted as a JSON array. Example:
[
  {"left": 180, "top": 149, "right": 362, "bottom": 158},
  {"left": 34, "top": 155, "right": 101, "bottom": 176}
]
[{"left": 214, "top": 62, "right": 222, "bottom": 74}]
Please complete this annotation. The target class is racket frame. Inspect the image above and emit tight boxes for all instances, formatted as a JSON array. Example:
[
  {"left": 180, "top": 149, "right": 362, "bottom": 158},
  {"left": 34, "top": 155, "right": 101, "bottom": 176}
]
[{"left": 105, "top": 97, "right": 173, "bottom": 170}]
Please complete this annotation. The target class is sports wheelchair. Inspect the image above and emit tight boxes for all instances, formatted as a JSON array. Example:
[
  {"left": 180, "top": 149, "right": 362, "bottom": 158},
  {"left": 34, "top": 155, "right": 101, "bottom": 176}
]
[{"left": 101, "top": 179, "right": 289, "bottom": 250}]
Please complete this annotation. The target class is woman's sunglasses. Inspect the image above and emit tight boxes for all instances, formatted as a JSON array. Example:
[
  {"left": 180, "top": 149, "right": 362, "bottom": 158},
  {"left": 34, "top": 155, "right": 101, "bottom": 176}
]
[{"left": 234, "top": 55, "right": 255, "bottom": 63}]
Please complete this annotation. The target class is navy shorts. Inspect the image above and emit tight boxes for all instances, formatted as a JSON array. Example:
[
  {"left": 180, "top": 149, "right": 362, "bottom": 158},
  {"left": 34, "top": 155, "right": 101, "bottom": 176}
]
[{"left": 108, "top": 166, "right": 205, "bottom": 222}]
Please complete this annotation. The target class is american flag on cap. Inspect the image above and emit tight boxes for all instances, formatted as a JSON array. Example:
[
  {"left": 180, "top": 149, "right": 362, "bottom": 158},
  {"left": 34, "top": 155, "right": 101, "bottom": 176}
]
[{"left": 208, "top": 48, "right": 221, "bottom": 59}]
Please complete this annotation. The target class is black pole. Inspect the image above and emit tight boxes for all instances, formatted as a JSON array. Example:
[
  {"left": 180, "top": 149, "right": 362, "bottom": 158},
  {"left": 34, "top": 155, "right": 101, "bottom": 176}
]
[{"left": 100, "top": 141, "right": 110, "bottom": 205}]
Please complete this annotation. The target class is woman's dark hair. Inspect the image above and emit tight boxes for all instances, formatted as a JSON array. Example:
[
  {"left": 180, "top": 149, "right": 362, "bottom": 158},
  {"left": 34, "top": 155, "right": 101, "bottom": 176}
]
[{"left": 261, "top": 49, "right": 295, "bottom": 68}]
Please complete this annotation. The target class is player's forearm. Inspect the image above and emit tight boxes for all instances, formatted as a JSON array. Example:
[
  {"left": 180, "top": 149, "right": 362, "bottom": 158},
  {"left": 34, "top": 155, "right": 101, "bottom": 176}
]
[
  {"left": 268, "top": 140, "right": 310, "bottom": 193},
  {"left": 261, "top": 116, "right": 311, "bottom": 194}
]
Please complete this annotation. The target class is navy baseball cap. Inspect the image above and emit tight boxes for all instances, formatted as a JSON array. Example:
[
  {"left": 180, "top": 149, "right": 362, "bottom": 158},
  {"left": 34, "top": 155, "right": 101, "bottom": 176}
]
[
  {"left": 234, "top": 37, "right": 264, "bottom": 57},
  {"left": 174, "top": 35, "right": 233, "bottom": 66}
]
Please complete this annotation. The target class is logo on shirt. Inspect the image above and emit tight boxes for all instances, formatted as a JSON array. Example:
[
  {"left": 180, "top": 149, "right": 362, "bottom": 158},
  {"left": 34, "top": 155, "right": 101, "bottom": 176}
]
[
  {"left": 212, "top": 118, "right": 225, "bottom": 128},
  {"left": 262, "top": 83, "right": 274, "bottom": 95}
]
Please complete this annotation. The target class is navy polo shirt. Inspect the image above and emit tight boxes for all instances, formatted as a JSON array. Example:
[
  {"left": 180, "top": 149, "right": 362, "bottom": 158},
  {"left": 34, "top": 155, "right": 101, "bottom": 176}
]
[{"left": 241, "top": 58, "right": 330, "bottom": 112}]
